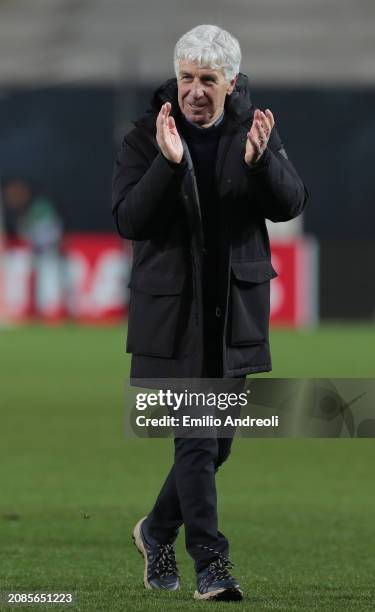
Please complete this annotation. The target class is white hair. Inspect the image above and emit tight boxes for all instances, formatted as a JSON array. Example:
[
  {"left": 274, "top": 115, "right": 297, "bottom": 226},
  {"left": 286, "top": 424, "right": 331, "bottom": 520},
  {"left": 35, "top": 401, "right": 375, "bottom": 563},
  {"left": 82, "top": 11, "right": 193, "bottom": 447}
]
[{"left": 174, "top": 25, "right": 241, "bottom": 82}]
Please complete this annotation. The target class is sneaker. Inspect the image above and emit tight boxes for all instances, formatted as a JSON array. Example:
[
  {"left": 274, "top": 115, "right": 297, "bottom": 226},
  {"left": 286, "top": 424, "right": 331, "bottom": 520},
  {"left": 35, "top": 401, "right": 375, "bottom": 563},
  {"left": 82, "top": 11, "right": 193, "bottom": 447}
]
[
  {"left": 194, "top": 554, "right": 243, "bottom": 601},
  {"left": 132, "top": 516, "right": 180, "bottom": 590}
]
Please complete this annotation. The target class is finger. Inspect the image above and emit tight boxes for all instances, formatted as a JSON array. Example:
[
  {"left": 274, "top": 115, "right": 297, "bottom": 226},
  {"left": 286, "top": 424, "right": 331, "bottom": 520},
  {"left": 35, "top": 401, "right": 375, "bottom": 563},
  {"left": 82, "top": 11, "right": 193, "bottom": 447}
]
[
  {"left": 156, "top": 107, "right": 163, "bottom": 126},
  {"left": 164, "top": 103, "right": 170, "bottom": 124},
  {"left": 157, "top": 104, "right": 168, "bottom": 140},
  {"left": 258, "top": 111, "right": 271, "bottom": 136},
  {"left": 160, "top": 103, "right": 167, "bottom": 120},
  {"left": 164, "top": 104, "right": 173, "bottom": 130},
  {"left": 161, "top": 104, "right": 170, "bottom": 132},
  {"left": 253, "top": 108, "right": 261, "bottom": 124},
  {"left": 157, "top": 103, "right": 167, "bottom": 123},
  {"left": 250, "top": 122, "right": 267, "bottom": 156},
  {"left": 265, "top": 109, "right": 275, "bottom": 128},
  {"left": 253, "top": 120, "right": 263, "bottom": 140},
  {"left": 168, "top": 116, "right": 177, "bottom": 134},
  {"left": 257, "top": 121, "right": 268, "bottom": 145},
  {"left": 156, "top": 110, "right": 163, "bottom": 136},
  {"left": 247, "top": 123, "right": 260, "bottom": 145},
  {"left": 247, "top": 132, "right": 262, "bottom": 157},
  {"left": 265, "top": 108, "right": 274, "bottom": 124},
  {"left": 252, "top": 109, "right": 266, "bottom": 134}
]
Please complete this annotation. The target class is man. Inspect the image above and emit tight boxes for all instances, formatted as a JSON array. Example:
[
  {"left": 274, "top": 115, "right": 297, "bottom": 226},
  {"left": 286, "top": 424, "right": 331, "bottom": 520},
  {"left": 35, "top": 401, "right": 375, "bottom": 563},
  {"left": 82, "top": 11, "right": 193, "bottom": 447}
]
[
  {"left": 2, "top": 179, "right": 64, "bottom": 320},
  {"left": 112, "top": 25, "right": 308, "bottom": 601}
]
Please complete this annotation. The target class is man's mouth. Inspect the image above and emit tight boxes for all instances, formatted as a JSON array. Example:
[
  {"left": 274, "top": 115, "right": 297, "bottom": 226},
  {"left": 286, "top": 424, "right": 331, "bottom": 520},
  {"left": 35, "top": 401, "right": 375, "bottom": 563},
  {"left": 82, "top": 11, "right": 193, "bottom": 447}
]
[{"left": 188, "top": 103, "right": 207, "bottom": 111}]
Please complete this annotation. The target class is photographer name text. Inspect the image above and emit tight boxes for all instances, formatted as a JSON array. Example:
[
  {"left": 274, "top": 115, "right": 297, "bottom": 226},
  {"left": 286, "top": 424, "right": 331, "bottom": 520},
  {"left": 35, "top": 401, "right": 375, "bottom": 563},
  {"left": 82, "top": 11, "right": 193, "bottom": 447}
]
[{"left": 135, "top": 415, "right": 279, "bottom": 428}]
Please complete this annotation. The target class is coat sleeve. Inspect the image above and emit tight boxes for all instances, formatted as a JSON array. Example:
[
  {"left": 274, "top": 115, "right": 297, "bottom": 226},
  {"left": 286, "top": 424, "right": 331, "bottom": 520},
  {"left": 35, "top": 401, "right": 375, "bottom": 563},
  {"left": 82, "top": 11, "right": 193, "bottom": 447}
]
[
  {"left": 244, "top": 127, "right": 309, "bottom": 222},
  {"left": 112, "top": 133, "right": 186, "bottom": 240}
]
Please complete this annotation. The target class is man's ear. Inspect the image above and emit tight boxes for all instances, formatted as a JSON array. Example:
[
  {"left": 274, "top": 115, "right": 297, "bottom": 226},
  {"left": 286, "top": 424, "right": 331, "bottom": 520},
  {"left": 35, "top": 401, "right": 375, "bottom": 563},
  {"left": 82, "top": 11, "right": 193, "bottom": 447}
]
[{"left": 227, "top": 74, "right": 237, "bottom": 95}]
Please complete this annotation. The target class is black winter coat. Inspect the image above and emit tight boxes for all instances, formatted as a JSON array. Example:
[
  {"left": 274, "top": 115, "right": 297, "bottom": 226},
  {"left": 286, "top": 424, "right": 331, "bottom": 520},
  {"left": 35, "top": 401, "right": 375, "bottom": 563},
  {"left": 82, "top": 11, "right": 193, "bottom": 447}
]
[{"left": 112, "top": 74, "right": 308, "bottom": 378}]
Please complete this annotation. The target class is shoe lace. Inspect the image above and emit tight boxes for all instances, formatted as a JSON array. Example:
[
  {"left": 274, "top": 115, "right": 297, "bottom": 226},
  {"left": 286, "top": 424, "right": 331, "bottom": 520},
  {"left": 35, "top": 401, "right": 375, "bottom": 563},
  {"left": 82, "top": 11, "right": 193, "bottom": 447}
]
[
  {"left": 154, "top": 544, "right": 178, "bottom": 577},
  {"left": 207, "top": 554, "right": 234, "bottom": 582}
]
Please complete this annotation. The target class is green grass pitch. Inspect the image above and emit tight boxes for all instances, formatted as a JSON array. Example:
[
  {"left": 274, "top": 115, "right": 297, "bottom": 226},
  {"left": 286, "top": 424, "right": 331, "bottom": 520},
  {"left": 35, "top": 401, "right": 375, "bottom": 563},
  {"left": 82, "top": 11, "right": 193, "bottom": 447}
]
[{"left": 0, "top": 324, "right": 375, "bottom": 611}]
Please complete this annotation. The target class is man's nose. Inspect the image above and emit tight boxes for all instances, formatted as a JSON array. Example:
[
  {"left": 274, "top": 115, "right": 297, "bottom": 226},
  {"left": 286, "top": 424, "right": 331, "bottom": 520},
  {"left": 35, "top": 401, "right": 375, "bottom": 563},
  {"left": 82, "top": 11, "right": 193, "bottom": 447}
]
[{"left": 191, "top": 81, "right": 205, "bottom": 99}]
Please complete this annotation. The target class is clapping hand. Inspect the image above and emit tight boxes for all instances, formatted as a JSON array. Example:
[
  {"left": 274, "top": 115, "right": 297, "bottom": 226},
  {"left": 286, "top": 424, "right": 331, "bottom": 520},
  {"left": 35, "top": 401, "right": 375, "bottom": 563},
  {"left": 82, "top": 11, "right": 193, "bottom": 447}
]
[
  {"left": 156, "top": 102, "right": 184, "bottom": 164},
  {"left": 245, "top": 108, "right": 275, "bottom": 165}
]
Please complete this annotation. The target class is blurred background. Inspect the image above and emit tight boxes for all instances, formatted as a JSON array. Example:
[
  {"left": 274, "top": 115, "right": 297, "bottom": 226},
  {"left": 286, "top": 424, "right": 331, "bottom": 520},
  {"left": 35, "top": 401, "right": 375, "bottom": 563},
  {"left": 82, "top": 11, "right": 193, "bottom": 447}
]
[{"left": 0, "top": 0, "right": 374, "bottom": 326}]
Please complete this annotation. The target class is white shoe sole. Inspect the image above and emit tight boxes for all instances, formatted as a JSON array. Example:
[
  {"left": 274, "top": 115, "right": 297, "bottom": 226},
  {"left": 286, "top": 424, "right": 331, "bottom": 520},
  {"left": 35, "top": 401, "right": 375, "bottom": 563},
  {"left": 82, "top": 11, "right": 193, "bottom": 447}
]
[
  {"left": 132, "top": 516, "right": 151, "bottom": 589},
  {"left": 194, "top": 587, "right": 243, "bottom": 601}
]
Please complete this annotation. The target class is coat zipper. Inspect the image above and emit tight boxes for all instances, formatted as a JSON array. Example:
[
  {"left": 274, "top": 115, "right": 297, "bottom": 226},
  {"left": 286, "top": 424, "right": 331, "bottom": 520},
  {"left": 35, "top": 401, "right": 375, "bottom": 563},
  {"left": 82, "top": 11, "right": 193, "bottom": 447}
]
[
  {"left": 181, "top": 137, "right": 206, "bottom": 253},
  {"left": 179, "top": 136, "right": 206, "bottom": 332}
]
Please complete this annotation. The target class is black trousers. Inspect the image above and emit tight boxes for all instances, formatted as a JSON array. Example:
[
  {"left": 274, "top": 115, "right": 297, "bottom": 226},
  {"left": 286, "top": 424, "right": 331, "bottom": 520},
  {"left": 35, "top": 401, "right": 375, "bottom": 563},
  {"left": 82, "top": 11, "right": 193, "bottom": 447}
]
[{"left": 143, "top": 303, "right": 244, "bottom": 572}]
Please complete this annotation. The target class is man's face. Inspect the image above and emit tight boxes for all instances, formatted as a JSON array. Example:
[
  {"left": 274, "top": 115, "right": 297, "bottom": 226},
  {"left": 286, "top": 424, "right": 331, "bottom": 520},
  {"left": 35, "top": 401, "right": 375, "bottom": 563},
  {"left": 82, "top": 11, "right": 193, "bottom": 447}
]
[{"left": 177, "top": 61, "right": 236, "bottom": 128}]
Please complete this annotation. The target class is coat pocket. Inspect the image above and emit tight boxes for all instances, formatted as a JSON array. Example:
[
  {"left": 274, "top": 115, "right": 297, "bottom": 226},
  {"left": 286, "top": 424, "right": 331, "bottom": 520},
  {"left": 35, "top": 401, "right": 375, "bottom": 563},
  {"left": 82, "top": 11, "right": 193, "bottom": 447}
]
[
  {"left": 229, "top": 260, "right": 278, "bottom": 346},
  {"left": 126, "top": 271, "right": 185, "bottom": 358}
]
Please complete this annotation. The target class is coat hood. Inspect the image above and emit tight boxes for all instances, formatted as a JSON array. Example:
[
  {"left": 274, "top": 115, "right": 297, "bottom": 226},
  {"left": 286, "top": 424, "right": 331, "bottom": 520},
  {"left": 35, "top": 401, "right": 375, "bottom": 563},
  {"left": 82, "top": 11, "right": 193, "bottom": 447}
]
[{"left": 135, "top": 73, "right": 254, "bottom": 131}]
